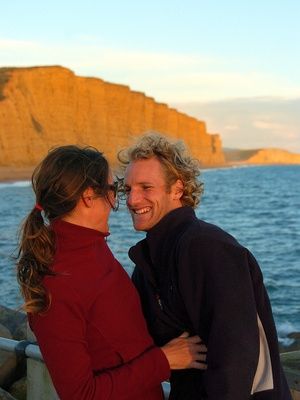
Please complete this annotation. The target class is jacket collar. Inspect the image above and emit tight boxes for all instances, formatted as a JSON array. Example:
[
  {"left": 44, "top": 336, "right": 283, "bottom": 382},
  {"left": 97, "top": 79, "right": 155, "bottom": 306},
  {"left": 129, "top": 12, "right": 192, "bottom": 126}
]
[
  {"left": 129, "top": 207, "right": 197, "bottom": 286},
  {"left": 146, "top": 206, "right": 196, "bottom": 261}
]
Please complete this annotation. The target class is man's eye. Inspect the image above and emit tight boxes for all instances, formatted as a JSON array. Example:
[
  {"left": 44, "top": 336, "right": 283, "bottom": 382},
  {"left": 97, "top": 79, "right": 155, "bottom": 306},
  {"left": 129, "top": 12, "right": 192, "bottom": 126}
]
[
  {"left": 142, "top": 186, "right": 152, "bottom": 190},
  {"left": 124, "top": 187, "right": 131, "bottom": 195}
]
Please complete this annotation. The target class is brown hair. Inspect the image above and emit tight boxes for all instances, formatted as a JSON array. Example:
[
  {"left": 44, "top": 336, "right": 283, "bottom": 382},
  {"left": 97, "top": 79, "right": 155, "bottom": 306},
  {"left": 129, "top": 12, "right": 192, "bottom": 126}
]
[
  {"left": 17, "top": 145, "right": 111, "bottom": 314},
  {"left": 118, "top": 132, "right": 204, "bottom": 207}
]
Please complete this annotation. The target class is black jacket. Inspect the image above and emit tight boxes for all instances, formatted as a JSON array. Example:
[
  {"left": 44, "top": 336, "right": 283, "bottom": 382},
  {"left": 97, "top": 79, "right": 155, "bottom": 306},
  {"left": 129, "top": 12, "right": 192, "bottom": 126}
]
[{"left": 130, "top": 207, "right": 291, "bottom": 400}]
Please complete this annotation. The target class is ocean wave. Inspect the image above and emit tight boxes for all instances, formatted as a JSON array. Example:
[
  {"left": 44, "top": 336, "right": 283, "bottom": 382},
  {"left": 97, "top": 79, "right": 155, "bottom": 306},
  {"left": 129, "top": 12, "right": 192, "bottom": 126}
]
[
  {"left": 0, "top": 181, "right": 31, "bottom": 189},
  {"left": 277, "top": 320, "right": 298, "bottom": 345}
]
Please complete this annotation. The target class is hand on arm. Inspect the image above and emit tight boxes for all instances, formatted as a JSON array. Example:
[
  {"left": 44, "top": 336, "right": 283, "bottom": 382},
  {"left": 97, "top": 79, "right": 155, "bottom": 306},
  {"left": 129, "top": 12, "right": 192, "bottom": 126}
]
[{"left": 161, "top": 331, "right": 207, "bottom": 370}]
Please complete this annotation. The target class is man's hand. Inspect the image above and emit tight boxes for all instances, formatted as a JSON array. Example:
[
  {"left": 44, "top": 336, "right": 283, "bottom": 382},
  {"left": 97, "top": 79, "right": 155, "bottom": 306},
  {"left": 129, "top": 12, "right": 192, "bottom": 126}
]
[{"left": 161, "top": 332, "right": 207, "bottom": 370}]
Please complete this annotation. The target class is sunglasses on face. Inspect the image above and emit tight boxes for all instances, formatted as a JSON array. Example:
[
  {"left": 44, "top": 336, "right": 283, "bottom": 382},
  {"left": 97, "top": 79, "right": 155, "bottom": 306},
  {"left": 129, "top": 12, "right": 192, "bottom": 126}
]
[{"left": 106, "top": 181, "right": 119, "bottom": 198}]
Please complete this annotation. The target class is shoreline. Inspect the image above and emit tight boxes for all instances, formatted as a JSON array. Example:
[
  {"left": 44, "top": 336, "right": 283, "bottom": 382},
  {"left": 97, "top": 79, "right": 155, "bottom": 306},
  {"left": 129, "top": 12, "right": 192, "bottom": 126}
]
[
  {"left": 1, "top": 163, "right": 299, "bottom": 183},
  {"left": 0, "top": 166, "right": 34, "bottom": 182}
]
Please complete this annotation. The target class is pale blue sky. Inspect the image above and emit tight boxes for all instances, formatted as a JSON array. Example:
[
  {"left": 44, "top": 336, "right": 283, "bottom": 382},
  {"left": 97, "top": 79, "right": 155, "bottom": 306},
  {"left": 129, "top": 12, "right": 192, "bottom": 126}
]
[{"left": 1, "top": 0, "right": 300, "bottom": 150}]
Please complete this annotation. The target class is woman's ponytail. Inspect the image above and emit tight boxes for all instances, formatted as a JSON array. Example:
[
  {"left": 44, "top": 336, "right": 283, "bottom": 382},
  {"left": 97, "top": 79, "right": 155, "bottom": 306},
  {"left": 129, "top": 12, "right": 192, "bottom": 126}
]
[{"left": 17, "top": 206, "right": 55, "bottom": 313}]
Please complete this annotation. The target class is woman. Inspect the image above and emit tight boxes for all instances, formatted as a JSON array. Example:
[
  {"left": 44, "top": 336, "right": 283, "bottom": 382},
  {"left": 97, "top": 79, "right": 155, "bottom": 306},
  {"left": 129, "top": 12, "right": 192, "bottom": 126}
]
[{"left": 17, "top": 145, "right": 206, "bottom": 400}]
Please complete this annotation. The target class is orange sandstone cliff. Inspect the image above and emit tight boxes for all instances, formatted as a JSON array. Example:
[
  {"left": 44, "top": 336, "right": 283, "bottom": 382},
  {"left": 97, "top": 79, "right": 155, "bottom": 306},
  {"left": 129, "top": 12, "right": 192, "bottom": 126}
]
[
  {"left": 0, "top": 66, "right": 225, "bottom": 167},
  {"left": 245, "top": 148, "right": 300, "bottom": 164},
  {"left": 224, "top": 148, "right": 300, "bottom": 165}
]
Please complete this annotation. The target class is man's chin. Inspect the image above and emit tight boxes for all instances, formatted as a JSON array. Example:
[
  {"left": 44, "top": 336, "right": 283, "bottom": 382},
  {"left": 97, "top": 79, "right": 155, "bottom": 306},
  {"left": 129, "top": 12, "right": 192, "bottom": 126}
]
[
  {"left": 133, "top": 223, "right": 146, "bottom": 231},
  {"left": 132, "top": 219, "right": 148, "bottom": 232},
  {"left": 131, "top": 214, "right": 152, "bottom": 232}
]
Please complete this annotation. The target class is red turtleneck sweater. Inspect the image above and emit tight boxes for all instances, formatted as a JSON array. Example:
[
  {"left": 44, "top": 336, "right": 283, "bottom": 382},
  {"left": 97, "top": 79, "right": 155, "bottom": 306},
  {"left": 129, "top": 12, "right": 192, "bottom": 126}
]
[{"left": 29, "top": 219, "right": 170, "bottom": 400}]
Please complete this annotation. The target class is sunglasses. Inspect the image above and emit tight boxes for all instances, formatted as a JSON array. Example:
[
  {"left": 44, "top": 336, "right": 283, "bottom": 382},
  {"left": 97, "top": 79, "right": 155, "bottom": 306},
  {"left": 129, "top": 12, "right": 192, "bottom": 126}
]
[{"left": 106, "top": 181, "right": 119, "bottom": 198}]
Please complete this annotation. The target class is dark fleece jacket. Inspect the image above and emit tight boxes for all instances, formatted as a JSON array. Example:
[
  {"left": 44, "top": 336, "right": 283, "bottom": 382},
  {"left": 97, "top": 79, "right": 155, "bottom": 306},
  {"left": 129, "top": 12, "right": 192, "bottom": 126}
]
[{"left": 130, "top": 206, "right": 291, "bottom": 400}]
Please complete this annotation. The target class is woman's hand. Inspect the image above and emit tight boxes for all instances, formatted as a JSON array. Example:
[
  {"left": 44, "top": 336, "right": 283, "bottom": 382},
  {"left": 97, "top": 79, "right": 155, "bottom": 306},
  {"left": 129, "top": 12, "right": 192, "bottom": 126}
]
[{"left": 161, "top": 331, "right": 207, "bottom": 370}]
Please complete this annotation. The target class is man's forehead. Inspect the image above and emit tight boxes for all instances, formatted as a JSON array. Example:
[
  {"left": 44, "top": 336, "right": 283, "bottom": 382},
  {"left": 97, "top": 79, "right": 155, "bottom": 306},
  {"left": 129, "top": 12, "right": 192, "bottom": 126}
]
[
  {"left": 124, "top": 179, "right": 154, "bottom": 186},
  {"left": 124, "top": 157, "right": 169, "bottom": 185}
]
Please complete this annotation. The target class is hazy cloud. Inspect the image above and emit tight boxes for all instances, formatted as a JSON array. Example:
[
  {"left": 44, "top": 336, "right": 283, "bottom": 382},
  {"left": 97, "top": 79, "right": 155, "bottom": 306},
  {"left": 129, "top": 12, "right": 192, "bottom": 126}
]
[
  {"left": 173, "top": 98, "right": 300, "bottom": 153},
  {"left": 224, "top": 124, "right": 240, "bottom": 131},
  {"left": 0, "top": 39, "right": 37, "bottom": 48},
  {"left": 1, "top": 38, "right": 300, "bottom": 102}
]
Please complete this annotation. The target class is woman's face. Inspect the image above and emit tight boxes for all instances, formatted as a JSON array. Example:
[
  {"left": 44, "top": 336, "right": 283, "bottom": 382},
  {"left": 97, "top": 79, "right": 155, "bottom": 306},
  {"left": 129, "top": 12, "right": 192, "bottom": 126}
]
[{"left": 92, "top": 172, "right": 116, "bottom": 232}]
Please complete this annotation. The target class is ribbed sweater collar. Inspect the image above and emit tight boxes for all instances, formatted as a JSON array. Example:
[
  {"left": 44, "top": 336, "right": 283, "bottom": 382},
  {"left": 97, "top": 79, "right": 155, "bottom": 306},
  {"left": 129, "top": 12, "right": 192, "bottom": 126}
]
[{"left": 51, "top": 219, "right": 109, "bottom": 250}]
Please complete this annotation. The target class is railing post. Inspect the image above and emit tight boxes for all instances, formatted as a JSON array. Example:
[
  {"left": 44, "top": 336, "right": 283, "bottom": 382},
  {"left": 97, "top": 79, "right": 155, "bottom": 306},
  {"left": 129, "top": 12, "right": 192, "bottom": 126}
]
[{"left": 26, "top": 325, "right": 58, "bottom": 400}]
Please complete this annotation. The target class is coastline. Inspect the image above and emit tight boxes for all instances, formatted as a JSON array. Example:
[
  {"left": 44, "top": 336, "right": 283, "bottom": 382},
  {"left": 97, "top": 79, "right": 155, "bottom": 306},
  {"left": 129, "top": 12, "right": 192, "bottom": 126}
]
[
  {"left": 1, "top": 163, "right": 299, "bottom": 183},
  {"left": 0, "top": 166, "right": 34, "bottom": 182}
]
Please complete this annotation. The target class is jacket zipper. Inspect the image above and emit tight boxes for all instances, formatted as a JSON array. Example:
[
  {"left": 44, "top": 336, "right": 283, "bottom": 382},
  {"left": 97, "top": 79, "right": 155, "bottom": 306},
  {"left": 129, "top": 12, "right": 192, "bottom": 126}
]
[{"left": 156, "top": 293, "right": 163, "bottom": 310}]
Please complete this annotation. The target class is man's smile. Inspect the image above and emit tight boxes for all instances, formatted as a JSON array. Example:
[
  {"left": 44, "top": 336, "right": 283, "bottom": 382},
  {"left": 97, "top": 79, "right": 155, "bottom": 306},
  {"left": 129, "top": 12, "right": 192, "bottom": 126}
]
[{"left": 131, "top": 207, "right": 151, "bottom": 215}]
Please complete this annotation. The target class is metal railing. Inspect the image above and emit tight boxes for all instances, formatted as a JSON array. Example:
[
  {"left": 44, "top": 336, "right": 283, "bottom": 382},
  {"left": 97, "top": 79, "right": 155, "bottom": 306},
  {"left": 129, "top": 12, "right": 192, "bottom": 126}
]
[
  {"left": 1, "top": 337, "right": 299, "bottom": 400},
  {"left": 0, "top": 336, "right": 170, "bottom": 399},
  {"left": 0, "top": 337, "right": 42, "bottom": 361}
]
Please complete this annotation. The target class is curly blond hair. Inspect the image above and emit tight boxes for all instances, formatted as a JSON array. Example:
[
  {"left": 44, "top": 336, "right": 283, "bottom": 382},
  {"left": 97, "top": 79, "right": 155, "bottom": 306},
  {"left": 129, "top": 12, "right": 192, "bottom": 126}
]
[{"left": 118, "top": 132, "right": 204, "bottom": 208}]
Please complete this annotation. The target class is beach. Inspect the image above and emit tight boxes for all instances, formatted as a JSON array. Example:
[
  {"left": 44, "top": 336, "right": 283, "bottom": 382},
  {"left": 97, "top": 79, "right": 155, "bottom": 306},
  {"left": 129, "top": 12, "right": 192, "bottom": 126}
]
[{"left": 0, "top": 167, "right": 34, "bottom": 182}]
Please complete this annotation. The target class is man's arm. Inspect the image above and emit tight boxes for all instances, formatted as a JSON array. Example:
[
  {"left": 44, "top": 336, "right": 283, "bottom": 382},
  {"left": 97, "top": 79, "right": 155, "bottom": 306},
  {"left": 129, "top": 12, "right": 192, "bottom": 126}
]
[{"left": 177, "top": 236, "right": 260, "bottom": 400}]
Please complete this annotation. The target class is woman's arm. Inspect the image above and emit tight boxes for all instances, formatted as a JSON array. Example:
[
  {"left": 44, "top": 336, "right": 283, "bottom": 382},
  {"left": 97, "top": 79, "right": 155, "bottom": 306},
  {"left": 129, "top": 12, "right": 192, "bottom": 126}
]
[{"left": 31, "top": 283, "right": 205, "bottom": 400}]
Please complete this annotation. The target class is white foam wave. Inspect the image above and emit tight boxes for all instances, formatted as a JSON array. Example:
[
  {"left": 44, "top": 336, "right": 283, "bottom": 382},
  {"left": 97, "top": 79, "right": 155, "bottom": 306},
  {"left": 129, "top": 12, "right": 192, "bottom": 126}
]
[
  {"left": 277, "top": 320, "right": 297, "bottom": 345},
  {"left": 0, "top": 181, "right": 31, "bottom": 189}
]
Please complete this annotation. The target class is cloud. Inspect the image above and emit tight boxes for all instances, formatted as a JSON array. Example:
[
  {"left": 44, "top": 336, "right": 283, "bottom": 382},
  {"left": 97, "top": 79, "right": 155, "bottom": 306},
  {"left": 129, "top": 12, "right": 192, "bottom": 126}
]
[
  {"left": 0, "top": 39, "right": 37, "bottom": 49},
  {"left": 224, "top": 124, "right": 240, "bottom": 131},
  {"left": 253, "top": 120, "right": 286, "bottom": 131},
  {"left": 172, "top": 97, "right": 300, "bottom": 153},
  {"left": 1, "top": 38, "right": 300, "bottom": 103}
]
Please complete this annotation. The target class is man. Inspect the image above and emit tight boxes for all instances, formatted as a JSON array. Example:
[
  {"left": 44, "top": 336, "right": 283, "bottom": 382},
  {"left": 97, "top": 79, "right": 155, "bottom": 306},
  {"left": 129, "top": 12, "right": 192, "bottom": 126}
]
[{"left": 118, "top": 133, "right": 291, "bottom": 399}]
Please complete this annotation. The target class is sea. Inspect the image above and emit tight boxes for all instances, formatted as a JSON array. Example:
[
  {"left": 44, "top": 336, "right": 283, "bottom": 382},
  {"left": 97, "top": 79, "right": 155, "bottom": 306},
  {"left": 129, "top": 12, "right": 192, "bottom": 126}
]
[{"left": 0, "top": 165, "right": 299, "bottom": 345}]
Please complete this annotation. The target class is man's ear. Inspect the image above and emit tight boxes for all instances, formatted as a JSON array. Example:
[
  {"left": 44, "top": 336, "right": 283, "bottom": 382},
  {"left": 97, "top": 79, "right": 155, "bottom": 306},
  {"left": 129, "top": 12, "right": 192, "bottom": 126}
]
[
  {"left": 81, "top": 187, "right": 95, "bottom": 208},
  {"left": 172, "top": 179, "right": 184, "bottom": 200}
]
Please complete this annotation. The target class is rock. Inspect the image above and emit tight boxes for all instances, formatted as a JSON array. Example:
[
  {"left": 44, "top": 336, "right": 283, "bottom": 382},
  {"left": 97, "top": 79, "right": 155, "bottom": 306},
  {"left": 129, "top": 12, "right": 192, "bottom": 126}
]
[
  {"left": 0, "top": 324, "right": 11, "bottom": 338},
  {"left": 280, "top": 351, "right": 300, "bottom": 394},
  {"left": 289, "top": 332, "right": 300, "bottom": 340},
  {"left": 0, "top": 306, "right": 26, "bottom": 338},
  {"left": 0, "top": 322, "right": 14, "bottom": 366},
  {"left": 8, "top": 376, "right": 26, "bottom": 400},
  {"left": 0, "top": 311, "right": 27, "bottom": 391},
  {"left": 0, "top": 388, "right": 16, "bottom": 400},
  {"left": 0, "top": 66, "right": 225, "bottom": 168},
  {"left": 0, "top": 356, "right": 18, "bottom": 391},
  {"left": 280, "top": 332, "right": 300, "bottom": 353},
  {"left": 0, "top": 323, "right": 17, "bottom": 390},
  {"left": 12, "top": 325, "right": 27, "bottom": 343}
]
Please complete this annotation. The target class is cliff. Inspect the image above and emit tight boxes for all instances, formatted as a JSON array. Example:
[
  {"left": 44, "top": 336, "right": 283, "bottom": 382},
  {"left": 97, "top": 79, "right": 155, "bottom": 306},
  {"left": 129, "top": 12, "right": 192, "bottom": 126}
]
[
  {"left": 246, "top": 148, "right": 300, "bottom": 164},
  {"left": 0, "top": 66, "right": 225, "bottom": 167},
  {"left": 224, "top": 148, "right": 300, "bottom": 165}
]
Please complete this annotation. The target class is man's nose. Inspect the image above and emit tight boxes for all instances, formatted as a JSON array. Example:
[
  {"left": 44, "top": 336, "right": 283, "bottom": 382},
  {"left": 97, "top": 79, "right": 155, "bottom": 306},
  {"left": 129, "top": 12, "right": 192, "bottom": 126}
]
[{"left": 127, "top": 189, "right": 142, "bottom": 206}]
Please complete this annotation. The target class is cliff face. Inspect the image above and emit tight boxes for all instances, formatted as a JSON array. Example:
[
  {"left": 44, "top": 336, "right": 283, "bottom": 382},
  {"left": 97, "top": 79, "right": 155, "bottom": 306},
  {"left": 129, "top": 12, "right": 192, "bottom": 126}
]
[
  {"left": 224, "top": 148, "right": 300, "bottom": 165},
  {"left": 0, "top": 66, "right": 225, "bottom": 167},
  {"left": 246, "top": 148, "right": 300, "bottom": 164}
]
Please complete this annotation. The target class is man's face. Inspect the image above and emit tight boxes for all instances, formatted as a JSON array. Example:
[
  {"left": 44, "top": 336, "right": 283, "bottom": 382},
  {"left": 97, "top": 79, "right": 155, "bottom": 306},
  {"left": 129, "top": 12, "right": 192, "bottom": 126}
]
[{"left": 124, "top": 157, "right": 183, "bottom": 231}]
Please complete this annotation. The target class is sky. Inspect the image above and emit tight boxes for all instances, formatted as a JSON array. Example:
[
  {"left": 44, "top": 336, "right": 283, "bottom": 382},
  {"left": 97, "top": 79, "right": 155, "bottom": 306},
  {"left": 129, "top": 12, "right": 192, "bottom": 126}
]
[{"left": 1, "top": 0, "right": 300, "bottom": 151}]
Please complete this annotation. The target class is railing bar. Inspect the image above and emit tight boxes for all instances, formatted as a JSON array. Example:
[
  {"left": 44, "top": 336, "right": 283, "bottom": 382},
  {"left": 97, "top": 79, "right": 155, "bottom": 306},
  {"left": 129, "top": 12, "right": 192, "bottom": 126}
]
[
  {"left": 25, "top": 344, "right": 43, "bottom": 360},
  {"left": 0, "top": 337, "right": 43, "bottom": 361}
]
